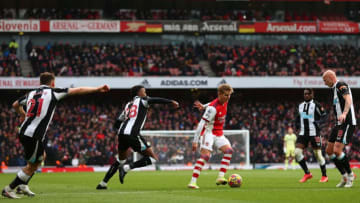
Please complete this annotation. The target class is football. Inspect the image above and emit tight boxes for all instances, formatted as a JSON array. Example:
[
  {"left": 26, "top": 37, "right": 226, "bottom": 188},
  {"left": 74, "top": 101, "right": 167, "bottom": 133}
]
[{"left": 228, "top": 174, "right": 242, "bottom": 188}]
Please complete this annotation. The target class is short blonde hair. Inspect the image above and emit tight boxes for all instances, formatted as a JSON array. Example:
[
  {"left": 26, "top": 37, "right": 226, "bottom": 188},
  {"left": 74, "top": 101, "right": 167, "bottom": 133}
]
[{"left": 218, "top": 84, "right": 233, "bottom": 94}]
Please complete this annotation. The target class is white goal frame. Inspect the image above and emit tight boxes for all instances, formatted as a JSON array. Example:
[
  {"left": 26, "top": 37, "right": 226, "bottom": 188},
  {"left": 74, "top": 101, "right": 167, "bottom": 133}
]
[{"left": 140, "top": 130, "right": 250, "bottom": 168}]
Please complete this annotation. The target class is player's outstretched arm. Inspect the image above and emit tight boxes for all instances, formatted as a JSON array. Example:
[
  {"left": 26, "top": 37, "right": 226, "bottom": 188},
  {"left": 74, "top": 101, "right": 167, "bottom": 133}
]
[
  {"left": 68, "top": 85, "right": 110, "bottom": 96},
  {"left": 147, "top": 97, "right": 179, "bottom": 108},
  {"left": 193, "top": 101, "right": 210, "bottom": 111},
  {"left": 194, "top": 100, "right": 204, "bottom": 111}
]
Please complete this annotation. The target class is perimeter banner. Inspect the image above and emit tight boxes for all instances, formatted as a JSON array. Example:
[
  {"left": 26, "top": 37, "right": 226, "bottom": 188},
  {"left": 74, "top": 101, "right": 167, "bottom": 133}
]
[
  {"left": 254, "top": 22, "right": 317, "bottom": 33},
  {"left": 49, "top": 20, "right": 120, "bottom": 32},
  {"left": 318, "top": 21, "right": 359, "bottom": 33},
  {"left": 1, "top": 77, "right": 358, "bottom": 89},
  {"left": 0, "top": 20, "right": 40, "bottom": 32}
]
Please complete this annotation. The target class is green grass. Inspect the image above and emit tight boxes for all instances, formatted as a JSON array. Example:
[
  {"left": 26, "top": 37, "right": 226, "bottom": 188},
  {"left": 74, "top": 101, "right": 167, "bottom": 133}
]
[{"left": 0, "top": 169, "right": 359, "bottom": 203}]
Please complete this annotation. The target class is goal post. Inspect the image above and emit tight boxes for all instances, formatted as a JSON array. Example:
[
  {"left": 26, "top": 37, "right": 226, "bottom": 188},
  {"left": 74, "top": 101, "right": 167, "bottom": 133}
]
[{"left": 139, "top": 130, "right": 250, "bottom": 169}]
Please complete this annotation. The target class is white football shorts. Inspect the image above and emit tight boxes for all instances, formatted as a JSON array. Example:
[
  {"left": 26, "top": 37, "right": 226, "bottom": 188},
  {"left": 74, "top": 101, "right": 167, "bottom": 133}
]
[{"left": 200, "top": 133, "right": 230, "bottom": 151}]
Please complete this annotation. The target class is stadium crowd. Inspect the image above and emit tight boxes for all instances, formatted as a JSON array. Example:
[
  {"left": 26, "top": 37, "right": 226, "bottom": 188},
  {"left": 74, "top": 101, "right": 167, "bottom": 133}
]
[
  {"left": 23, "top": 8, "right": 101, "bottom": 20},
  {"left": 0, "top": 41, "right": 21, "bottom": 76},
  {"left": 27, "top": 42, "right": 360, "bottom": 77},
  {"left": 1, "top": 8, "right": 355, "bottom": 22},
  {"left": 204, "top": 44, "right": 360, "bottom": 76},
  {"left": 27, "top": 42, "right": 204, "bottom": 77},
  {"left": 1, "top": 99, "right": 359, "bottom": 167}
]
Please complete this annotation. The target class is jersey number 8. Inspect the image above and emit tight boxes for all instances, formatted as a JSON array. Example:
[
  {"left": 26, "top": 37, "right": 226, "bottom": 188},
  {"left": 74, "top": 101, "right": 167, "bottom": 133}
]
[{"left": 128, "top": 105, "right": 138, "bottom": 118}]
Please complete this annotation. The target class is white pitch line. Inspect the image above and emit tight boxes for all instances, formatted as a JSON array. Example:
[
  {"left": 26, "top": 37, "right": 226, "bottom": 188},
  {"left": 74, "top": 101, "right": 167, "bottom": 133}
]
[{"left": 37, "top": 187, "right": 350, "bottom": 197}]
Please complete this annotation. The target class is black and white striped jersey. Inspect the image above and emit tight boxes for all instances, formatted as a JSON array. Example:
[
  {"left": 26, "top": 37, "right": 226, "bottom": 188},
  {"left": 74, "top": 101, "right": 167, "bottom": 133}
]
[
  {"left": 118, "top": 96, "right": 173, "bottom": 136},
  {"left": 297, "top": 100, "right": 326, "bottom": 136},
  {"left": 17, "top": 85, "right": 68, "bottom": 140},
  {"left": 332, "top": 81, "right": 357, "bottom": 126}
]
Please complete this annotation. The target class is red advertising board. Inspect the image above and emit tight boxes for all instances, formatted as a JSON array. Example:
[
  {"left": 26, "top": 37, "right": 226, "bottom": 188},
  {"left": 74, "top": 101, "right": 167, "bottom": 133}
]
[
  {"left": 120, "top": 21, "right": 147, "bottom": 32},
  {"left": 0, "top": 20, "right": 40, "bottom": 32},
  {"left": 254, "top": 22, "right": 317, "bottom": 33},
  {"left": 1, "top": 20, "right": 360, "bottom": 34},
  {"left": 120, "top": 21, "right": 163, "bottom": 33},
  {"left": 49, "top": 20, "right": 120, "bottom": 32},
  {"left": 318, "top": 21, "right": 359, "bottom": 33}
]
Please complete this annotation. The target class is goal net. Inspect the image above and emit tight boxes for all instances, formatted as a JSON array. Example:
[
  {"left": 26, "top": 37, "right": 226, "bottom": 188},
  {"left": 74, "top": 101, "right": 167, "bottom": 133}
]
[{"left": 138, "top": 130, "right": 250, "bottom": 170}]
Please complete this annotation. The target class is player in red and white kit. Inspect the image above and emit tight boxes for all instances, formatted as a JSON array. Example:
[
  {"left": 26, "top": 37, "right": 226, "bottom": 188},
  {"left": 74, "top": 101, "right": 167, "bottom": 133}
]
[{"left": 188, "top": 84, "right": 234, "bottom": 189}]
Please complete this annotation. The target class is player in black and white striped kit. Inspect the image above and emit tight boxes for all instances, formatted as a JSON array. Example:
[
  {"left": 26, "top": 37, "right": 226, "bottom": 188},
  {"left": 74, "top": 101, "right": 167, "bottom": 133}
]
[
  {"left": 294, "top": 88, "right": 328, "bottom": 183},
  {"left": 323, "top": 70, "right": 357, "bottom": 188},
  {"left": 97, "top": 85, "right": 179, "bottom": 189},
  {"left": 1, "top": 72, "right": 110, "bottom": 199}
]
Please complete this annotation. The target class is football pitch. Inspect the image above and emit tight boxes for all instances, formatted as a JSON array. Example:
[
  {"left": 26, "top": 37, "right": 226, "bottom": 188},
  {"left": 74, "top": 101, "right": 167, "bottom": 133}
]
[{"left": 0, "top": 169, "right": 359, "bottom": 203}]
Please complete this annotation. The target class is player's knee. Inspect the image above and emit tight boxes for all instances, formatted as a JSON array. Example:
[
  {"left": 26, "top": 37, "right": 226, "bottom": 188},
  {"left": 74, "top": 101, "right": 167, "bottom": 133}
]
[
  {"left": 25, "top": 163, "right": 38, "bottom": 173},
  {"left": 325, "top": 146, "right": 333, "bottom": 156},
  {"left": 200, "top": 154, "right": 210, "bottom": 162},
  {"left": 294, "top": 148, "right": 304, "bottom": 162},
  {"left": 224, "top": 148, "right": 233, "bottom": 155}
]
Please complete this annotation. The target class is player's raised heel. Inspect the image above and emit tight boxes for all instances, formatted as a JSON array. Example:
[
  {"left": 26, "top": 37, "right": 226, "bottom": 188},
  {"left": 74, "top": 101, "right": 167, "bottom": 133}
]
[
  {"left": 16, "top": 185, "right": 35, "bottom": 196},
  {"left": 119, "top": 166, "right": 127, "bottom": 184},
  {"left": 216, "top": 177, "right": 228, "bottom": 185},
  {"left": 299, "top": 173, "right": 312, "bottom": 183},
  {"left": 2, "top": 186, "right": 20, "bottom": 199},
  {"left": 319, "top": 176, "right": 328, "bottom": 183},
  {"left": 187, "top": 182, "right": 199, "bottom": 189}
]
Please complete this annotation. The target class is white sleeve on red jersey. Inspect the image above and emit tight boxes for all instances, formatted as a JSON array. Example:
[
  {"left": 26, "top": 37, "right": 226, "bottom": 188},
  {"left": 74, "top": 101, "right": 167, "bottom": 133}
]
[
  {"left": 202, "top": 106, "right": 216, "bottom": 122},
  {"left": 193, "top": 106, "right": 216, "bottom": 143},
  {"left": 203, "top": 102, "right": 211, "bottom": 109},
  {"left": 193, "top": 119, "right": 206, "bottom": 143}
]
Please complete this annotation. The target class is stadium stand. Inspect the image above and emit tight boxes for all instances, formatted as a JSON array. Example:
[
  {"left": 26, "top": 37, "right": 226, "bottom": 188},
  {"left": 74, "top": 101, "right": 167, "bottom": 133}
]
[
  {"left": 27, "top": 43, "right": 204, "bottom": 77},
  {"left": 0, "top": 41, "right": 22, "bottom": 76},
  {"left": 204, "top": 44, "right": 360, "bottom": 76},
  {"left": 27, "top": 43, "right": 360, "bottom": 77}
]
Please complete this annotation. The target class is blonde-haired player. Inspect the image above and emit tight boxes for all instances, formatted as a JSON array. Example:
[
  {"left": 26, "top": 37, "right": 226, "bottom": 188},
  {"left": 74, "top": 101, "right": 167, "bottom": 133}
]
[
  {"left": 284, "top": 127, "right": 297, "bottom": 170},
  {"left": 188, "top": 84, "right": 234, "bottom": 189}
]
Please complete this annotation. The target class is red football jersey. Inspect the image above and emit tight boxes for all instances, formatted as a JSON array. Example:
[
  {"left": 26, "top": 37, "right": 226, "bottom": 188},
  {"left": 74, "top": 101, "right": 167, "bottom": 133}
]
[{"left": 201, "top": 98, "right": 228, "bottom": 136}]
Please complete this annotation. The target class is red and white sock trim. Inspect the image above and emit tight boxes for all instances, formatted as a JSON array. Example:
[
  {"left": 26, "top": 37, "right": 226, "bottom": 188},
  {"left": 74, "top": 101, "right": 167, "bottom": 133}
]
[
  {"left": 192, "top": 158, "right": 206, "bottom": 178},
  {"left": 219, "top": 153, "right": 232, "bottom": 177}
]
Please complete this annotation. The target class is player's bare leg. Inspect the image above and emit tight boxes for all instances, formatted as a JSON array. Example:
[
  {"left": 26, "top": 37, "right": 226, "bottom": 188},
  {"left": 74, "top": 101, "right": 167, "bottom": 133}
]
[
  {"left": 216, "top": 145, "right": 233, "bottom": 185},
  {"left": 188, "top": 148, "right": 211, "bottom": 189},
  {"left": 295, "top": 144, "right": 312, "bottom": 183}
]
